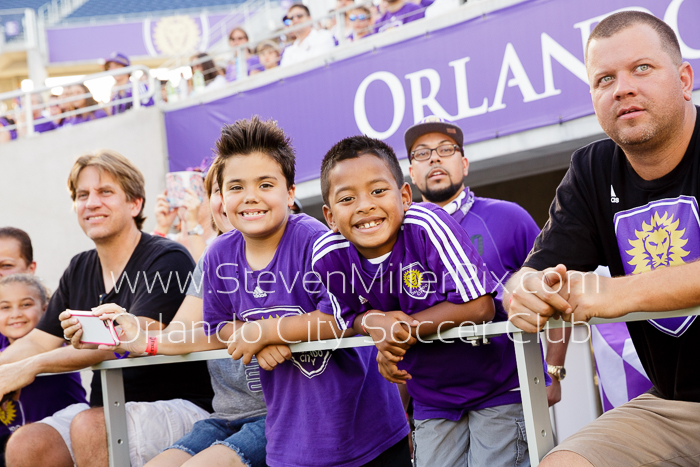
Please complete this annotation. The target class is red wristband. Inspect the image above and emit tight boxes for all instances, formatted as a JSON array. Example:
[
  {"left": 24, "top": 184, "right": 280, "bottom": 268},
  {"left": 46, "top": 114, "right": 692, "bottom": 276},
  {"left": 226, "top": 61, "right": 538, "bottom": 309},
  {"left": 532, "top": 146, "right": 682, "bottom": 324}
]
[
  {"left": 145, "top": 336, "right": 158, "bottom": 355},
  {"left": 152, "top": 230, "right": 166, "bottom": 238},
  {"left": 361, "top": 311, "right": 371, "bottom": 336}
]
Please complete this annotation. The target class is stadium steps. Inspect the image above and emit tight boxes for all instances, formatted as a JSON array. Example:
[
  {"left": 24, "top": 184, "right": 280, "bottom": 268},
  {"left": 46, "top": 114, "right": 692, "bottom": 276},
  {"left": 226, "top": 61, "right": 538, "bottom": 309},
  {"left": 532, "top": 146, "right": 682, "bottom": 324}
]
[{"left": 64, "top": 0, "right": 249, "bottom": 20}]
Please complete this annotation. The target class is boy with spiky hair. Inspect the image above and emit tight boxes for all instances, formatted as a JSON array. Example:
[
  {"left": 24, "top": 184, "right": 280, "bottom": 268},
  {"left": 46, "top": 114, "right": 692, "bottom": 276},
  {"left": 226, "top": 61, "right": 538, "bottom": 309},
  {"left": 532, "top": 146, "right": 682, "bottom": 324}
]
[
  {"left": 313, "top": 135, "right": 532, "bottom": 466},
  {"left": 202, "top": 117, "right": 411, "bottom": 467}
]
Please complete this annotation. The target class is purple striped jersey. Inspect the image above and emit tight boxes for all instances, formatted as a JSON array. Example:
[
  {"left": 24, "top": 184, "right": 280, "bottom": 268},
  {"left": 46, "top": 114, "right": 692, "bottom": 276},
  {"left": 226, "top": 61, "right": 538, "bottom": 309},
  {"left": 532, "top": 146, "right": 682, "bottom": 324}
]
[
  {"left": 202, "top": 214, "right": 408, "bottom": 466},
  {"left": 312, "top": 203, "right": 523, "bottom": 420}
]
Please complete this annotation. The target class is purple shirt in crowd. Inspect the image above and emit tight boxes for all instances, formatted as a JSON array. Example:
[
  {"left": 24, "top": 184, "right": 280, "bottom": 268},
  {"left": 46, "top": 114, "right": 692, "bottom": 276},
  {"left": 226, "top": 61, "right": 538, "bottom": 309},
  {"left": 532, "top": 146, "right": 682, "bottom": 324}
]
[
  {"left": 60, "top": 109, "right": 108, "bottom": 127},
  {"left": 447, "top": 187, "right": 541, "bottom": 300},
  {"left": 202, "top": 214, "right": 408, "bottom": 467},
  {"left": 312, "top": 203, "right": 524, "bottom": 421},
  {"left": 375, "top": 2, "right": 424, "bottom": 33},
  {"left": 111, "top": 82, "right": 155, "bottom": 115},
  {"left": 225, "top": 55, "right": 263, "bottom": 81},
  {"left": 0, "top": 335, "right": 87, "bottom": 438}
]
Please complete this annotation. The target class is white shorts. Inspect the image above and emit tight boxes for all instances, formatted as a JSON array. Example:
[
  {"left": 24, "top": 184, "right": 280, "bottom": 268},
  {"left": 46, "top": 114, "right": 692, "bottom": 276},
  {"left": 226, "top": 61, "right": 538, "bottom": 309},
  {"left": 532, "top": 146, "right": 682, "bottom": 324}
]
[{"left": 38, "top": 399, "right": 210, "bottom": 467}]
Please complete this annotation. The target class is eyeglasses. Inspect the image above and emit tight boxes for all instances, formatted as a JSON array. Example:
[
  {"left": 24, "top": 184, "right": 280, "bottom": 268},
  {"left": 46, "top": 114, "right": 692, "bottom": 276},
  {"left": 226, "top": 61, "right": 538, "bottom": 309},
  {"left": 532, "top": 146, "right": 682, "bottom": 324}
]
[
  {"left": 410, "top": 144, "right": 461, "bottom": 161},
  {"left": 349, "top": 14, "right": 369, "bottom": 21},
  {"left": 283, "top": 12, "right": 308, "bottom": 25}
]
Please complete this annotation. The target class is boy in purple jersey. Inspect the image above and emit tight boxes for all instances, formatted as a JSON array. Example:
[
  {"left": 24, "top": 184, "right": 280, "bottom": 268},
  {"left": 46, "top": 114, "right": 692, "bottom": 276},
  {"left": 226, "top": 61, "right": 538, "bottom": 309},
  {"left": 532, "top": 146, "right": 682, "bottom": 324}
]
[
  {"left": 312, "top": 136, "right": 531, "bottom": 466},
  {"left": 201, "top": 117, "right": 410, "bottom": 467}
]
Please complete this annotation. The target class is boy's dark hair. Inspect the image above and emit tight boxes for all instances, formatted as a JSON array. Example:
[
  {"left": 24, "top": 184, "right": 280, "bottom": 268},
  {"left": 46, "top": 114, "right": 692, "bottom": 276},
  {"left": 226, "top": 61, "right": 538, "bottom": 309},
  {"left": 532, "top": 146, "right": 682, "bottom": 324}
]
[
  {"left": 586, "top": 11, "right": 682, "bottom": 66},
  {"left": 320, "top": 136, "right": 404, "bottom": 206},
  {"left": 0, "top": 227, "right": 33, "bottom": 265},
  {"left": 214, "top": 116, "right": 296, "bottom": 190}
]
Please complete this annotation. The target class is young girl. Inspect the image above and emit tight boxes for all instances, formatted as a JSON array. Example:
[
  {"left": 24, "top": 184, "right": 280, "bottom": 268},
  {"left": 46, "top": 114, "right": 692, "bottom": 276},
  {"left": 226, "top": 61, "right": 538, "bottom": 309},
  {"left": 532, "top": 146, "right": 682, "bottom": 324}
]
[{"left": 0, "top": 275, "right": 86, "bottom": 465}]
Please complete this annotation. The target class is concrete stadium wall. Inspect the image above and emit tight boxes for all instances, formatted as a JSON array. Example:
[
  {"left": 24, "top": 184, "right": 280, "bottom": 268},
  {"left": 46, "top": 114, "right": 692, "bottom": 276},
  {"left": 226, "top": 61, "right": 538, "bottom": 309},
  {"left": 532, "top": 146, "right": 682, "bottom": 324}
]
[{"left": 0, "top": 107, "right": 168, "bottom": 291}]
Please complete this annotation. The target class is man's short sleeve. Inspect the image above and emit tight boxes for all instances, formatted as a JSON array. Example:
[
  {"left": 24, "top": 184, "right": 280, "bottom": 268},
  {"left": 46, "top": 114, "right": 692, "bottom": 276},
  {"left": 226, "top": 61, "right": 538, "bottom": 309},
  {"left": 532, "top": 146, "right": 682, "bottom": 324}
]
[{"left": 524, "top": 159, "right": 604, "bottom": 272}]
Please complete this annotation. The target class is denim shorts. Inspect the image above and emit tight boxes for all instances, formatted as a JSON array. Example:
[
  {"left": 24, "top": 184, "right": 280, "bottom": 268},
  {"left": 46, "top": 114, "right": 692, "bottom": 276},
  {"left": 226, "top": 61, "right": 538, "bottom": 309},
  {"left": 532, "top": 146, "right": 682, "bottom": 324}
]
[{"left": 167, "top": 416, "right": 267, "bottom": 467}]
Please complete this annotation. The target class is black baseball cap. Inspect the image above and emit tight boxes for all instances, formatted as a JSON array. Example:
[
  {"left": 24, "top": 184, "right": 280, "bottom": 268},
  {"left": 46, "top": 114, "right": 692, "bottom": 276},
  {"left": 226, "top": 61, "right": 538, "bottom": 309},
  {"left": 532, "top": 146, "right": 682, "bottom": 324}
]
[{"left": 404, "top": 116, "right": 464, "bottom": 159}]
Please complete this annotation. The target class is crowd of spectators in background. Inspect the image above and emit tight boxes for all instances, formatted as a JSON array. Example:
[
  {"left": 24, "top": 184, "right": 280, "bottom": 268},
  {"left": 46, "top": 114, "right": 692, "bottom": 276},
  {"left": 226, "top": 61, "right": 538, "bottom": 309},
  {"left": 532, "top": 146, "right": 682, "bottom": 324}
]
[{"left": 1, "top": 0, "right": 442, "bottom": 139}]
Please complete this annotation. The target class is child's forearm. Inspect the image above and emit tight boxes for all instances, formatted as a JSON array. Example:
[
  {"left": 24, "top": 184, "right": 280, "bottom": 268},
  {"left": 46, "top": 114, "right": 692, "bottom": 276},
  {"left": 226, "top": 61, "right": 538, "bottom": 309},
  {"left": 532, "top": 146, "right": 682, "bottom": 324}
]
[
  {"left": 260, "top": 311, "right": 347, "bottom": 345},
  {"left": 151, "top": 327, "right": 227, "bottom": 355},
  {"left": 410, "top": 296, "right": 495, "bottom": 337}
]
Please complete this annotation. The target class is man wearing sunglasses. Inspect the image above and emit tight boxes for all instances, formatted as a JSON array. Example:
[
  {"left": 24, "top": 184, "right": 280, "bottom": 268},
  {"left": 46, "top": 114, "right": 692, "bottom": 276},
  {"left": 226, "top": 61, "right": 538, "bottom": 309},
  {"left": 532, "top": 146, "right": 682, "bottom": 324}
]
[
  {"left": 280, "top": 3, "right": 335, "bottom": 67},
  {"left": 405, "top": 116, "right": 568, "bottom": 402}
]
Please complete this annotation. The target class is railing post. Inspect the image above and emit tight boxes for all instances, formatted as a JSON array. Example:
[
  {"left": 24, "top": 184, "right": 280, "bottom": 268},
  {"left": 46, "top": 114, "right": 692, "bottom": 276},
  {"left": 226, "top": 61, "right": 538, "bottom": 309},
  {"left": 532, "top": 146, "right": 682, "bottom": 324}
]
[
  {"left": 513, "top": 331, "right": 555, "bottom": 466},
  {"left": 101, "top": 369, "right": 130, "bottom": 467},
  {"left": 131, "top": 80, "right": 141, "bottom": 110},
  {"left": 336, "top": 10, "right": 346, "bottom": 45},
  {"left": 24, "top": 91, "right": 35, "bottom": 136}
]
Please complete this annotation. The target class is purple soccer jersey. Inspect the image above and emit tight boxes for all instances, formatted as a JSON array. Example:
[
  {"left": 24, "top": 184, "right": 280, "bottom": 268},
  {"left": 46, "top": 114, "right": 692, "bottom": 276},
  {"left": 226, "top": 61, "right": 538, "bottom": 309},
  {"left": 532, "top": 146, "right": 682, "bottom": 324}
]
[
  {"left": 312, "top": 203, "right": 522, "bottom": 421},
  {"left": 202, "top": 214, "right": 408, "bottom": 467},
  {"left": 446, "top": 187, "right": 541, "bottom": 301}
]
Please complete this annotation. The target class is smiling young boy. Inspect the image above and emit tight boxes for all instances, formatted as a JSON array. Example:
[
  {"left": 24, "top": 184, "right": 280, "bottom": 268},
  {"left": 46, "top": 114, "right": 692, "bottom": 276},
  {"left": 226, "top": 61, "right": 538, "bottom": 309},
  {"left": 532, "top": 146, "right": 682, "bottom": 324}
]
[
  {"left": 312, "top": 136, "right": 531, "bottom": 466},
  {"left": 200, "top": 117, "right": 410, "bottom": 467}
]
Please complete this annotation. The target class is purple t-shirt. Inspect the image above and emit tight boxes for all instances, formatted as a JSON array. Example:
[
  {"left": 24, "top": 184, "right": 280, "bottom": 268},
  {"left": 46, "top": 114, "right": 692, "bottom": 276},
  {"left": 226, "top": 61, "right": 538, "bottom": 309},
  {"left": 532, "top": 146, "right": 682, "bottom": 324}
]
[
  {"left": 313, "top": 203, "right": 523, "bottom": 421},
  {"left": 375, "top": 2, "right": 424, "bottom": 33},
  {"left": 0, "top": 336, "right": 87, "bottom": 438},
  {"left": 202, "top": 214, "right": 408, "bottom": 467},
  {"left": 449, "top": 188, "right": 541, "bottom": 300},
  {"left": 111, "top": 83, "right": 155, "bottom": 115},
  {"left": 225, "top": 55, "right": 262, "bottom": 81},
  {"left": 60, "top": 109, "right": 108, "bottom": 127}
]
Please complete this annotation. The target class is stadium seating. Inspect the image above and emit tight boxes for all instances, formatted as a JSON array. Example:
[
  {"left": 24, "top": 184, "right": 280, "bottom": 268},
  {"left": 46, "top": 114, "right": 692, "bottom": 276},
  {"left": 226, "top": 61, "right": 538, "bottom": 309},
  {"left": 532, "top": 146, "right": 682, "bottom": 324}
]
[
  {"left": 65, "top": 0, "right": 248, "bottom": 19},
  {"left": 0, "top": 0, "right": 49, "bottom": 10}
]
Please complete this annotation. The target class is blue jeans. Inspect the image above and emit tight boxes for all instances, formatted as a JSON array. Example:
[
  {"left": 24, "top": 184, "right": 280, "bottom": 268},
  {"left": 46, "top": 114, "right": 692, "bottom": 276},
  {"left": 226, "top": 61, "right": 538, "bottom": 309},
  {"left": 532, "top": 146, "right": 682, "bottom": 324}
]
[{"left": 167, "top": 416, "right": 267, "bottom": 467}]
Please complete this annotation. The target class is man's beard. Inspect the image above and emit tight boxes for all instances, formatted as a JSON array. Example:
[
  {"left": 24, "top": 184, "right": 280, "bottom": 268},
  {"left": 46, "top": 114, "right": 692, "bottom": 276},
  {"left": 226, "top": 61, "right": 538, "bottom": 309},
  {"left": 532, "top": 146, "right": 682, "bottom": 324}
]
[{"left": 422, "top": 180, "right": 463, "bottom": 203}]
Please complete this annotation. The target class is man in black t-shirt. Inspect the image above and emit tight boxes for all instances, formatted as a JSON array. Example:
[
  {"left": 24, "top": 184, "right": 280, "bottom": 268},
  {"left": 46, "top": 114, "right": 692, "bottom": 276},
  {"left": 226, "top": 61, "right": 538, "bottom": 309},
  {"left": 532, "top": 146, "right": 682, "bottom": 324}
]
[
  {"left": 0, "top": 150, "right": 213, "bottom": 467},
  {"left": 504, "top": 11, "right": 700, "bottom": 467}
]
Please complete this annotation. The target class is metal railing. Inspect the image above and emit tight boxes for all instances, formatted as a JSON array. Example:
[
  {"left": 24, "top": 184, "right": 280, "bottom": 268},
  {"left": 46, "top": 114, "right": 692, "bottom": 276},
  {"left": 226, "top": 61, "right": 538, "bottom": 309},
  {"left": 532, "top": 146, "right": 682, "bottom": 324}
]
[
  {"left": 0, "top": 65, "right": 155, "bottom": 138},
  {"left": 37, "top": 0, "right": 90, "bottom": 25},
  {"left": 158, "top": 0, "right": 424, "bottom": 102},
  {"left": 80, "top": 306, "right": 700, "bottom": 467}
]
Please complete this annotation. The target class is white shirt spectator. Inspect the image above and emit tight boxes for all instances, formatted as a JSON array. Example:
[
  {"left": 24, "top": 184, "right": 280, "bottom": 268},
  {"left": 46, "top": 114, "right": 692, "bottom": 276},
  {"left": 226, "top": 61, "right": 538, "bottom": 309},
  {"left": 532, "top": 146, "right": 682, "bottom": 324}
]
[
  {"left": 280, "top": 28, "right": 335, "bottom": 67},
  {"left": 207, "top": 74, "right": 228, "bottom": 90}
]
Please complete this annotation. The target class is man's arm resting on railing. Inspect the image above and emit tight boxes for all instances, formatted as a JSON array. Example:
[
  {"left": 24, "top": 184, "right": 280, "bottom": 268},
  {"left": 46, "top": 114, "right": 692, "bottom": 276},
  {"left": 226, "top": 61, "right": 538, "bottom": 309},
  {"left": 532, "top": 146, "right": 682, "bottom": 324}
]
[
  {"left": 0, "top": 328, "right": 65, "bottom": 365},
  {"left": 0, "top": 345, "right": 113, "bottom": 397},
  {"left": 505, "top": 260, "right": 700, "bottom": 333}
]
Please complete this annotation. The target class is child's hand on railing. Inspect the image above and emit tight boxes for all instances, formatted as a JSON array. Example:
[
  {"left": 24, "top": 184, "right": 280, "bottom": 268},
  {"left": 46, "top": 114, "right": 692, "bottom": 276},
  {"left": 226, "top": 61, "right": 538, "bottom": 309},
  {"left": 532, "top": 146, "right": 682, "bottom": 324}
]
[
  {"left": 256, "top": 344, "right": 292, "bottom": 371},
  {"left": 228, "top": 321, "right": 268, "bottom": 365},
  {"left": 376, "top": 349, "right": 411, "bottom": 385},
  {"left": 363, "top": 310, "right": 418, "bottom": 364}
]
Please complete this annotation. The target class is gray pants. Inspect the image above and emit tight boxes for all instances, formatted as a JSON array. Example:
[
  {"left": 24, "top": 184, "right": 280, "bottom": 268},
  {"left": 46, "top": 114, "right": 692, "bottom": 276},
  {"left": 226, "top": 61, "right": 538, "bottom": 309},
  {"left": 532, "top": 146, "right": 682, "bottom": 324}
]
[{"left": 413, "top": 403, "right": 529, "bottom": 467}]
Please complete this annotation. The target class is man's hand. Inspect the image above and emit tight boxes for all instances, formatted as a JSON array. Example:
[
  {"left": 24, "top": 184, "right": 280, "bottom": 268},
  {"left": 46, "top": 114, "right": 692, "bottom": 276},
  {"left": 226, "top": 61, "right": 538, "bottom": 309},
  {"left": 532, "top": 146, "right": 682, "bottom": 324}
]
[
  {"left": 363, "top": 311, "right": 419, "bottom": 364},
  {"left": 256, "top": 345, "right": 292, "bottom": 371},
  {"left": 228, "top": 321, "right": 268, "bottom": 365},
  {"left": 507, "top": 265, "right": 573, "bottom": 332},
  {"left": 376, "top": 348, "right": 411, "bottom": 384},
  {"left": 546, "top": 379, "right": 561, "bottom": 406},
  {"left": 59, "top": 309, "right": 100, "bottom": 350},
  {"left": 566, "top": 271, "right": 621, "bottom": 323},
  {"left": 0, "top": 360, "right": 37, "bottom": 398}
]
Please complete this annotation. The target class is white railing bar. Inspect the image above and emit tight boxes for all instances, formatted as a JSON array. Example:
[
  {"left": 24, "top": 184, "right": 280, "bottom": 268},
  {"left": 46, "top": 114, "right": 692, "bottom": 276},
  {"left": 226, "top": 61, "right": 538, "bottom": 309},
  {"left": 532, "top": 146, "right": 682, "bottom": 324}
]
[{"left": 41, "top": 306, "right": 700, "bottom": 467}]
